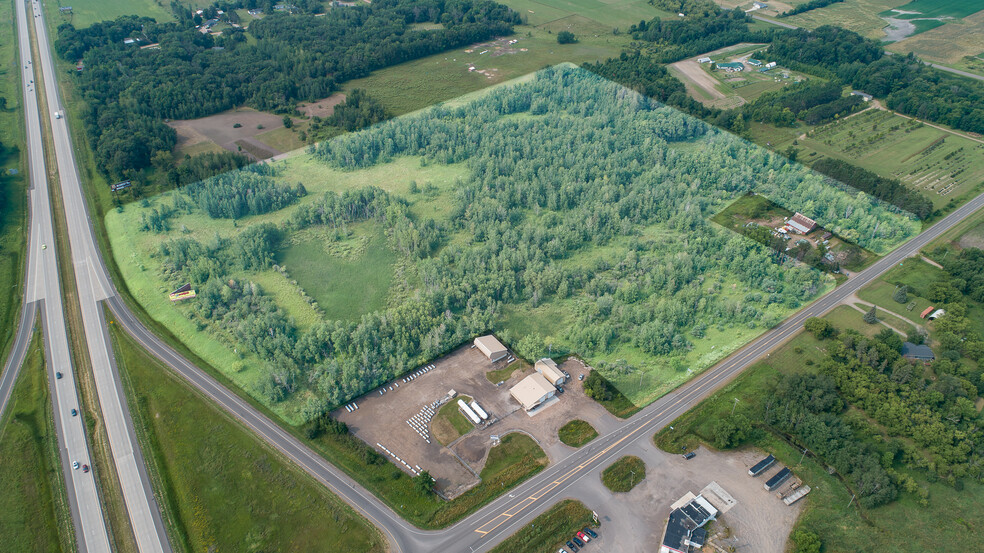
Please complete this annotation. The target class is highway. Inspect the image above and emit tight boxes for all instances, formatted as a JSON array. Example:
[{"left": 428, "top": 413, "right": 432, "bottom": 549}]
[
  {"left": 6, "top": 0, "right": 112, "bottom": 551},
  {"left": 17, "top": 1, "right": 172, "bottom": 552},
  {"left": 7, "top": 1, "right": 984, "bottom": 551}
]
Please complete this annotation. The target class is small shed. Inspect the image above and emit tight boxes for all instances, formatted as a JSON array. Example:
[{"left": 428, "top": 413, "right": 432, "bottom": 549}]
[
  {"left": 850, "top": 91, "right": 873, "bottom": 102},
  {"left": 920, "top": 306, "right": 935, "bottom": 319},
  {"left": 474, "top": 335, "right": 508, "bottom": 362},
  {"left": 535, "top": 358, "right": 566, "bottom": 385},
  {"left": 902, "top": 342, "right": 934, "bottom": 361}
]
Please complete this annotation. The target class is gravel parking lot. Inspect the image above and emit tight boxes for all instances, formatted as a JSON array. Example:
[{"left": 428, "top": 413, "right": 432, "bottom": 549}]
[{"left": 333, "top": 343, "right": 621, "bottom": 497}]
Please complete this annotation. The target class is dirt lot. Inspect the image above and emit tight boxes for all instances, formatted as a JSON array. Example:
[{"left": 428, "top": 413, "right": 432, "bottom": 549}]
[
  {"left": 564, "top": 442, "right": 803, "bottom": 553},
  {"left": 670, "top": 59, "right": 727, "bottom": 101},
  {"left": 333, "top": 345, "right": 620, "bottom": 498},
  {"left": 298, "top": 93, "right": 347, "bottom": 118},
  {"left": 167, "top": 107, "right": 289, "bottom": 160}
]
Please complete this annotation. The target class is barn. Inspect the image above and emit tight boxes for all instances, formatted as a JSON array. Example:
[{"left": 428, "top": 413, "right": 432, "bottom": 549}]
[
  {"left": 474, "top": 335, "right": 508, "bottom": 362},
  {"left": 787, "top": 213, "right": 817, "bottom": 234}
]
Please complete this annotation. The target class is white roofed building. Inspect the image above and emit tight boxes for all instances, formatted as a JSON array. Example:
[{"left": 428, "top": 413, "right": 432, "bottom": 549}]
[
  {"left": 535, "top": 358, "right": 566, "bottom": 385},
  {"left": 474, "top": 335, "right": 508, "bottom": 362},
  {"left": 510, "top": 373, "right": 556, "bottom": 411}
]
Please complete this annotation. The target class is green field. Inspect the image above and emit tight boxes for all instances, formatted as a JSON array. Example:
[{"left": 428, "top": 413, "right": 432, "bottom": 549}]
[
  {"left": 0, "top": 0, "right": 28, "bottom": 365},
  {"left": 558, "top": 419, "right": 598, "bottom": 447},
  {"left": 432, "top": 396, "right": 475, "bottom": 445},
  {"left": 600, "top": 455, "right": 645, "bottom": 492},
  {"left": 110, "top": 324, "right": 383, "bottom": 553},
  {"left": 279, "top": 227, "right": 398, "bottom": 322},
  {"left": 489, "top": 499, "right": 597, "bottom": 553},
  {"left": 790, "top": 109, "right": 984, "bottom": 211},
  {"left": 784, "top": 0, "right": 910, "bottom": 39},
  {"left": 500, "top": 0, "right": 670, "bottom": 27},
  {"left": 879, "top": 0, "right": 984, "bottom": 20},
  {"left": 655, "top": 302, "right": 984, "bottom": 553},
  {"left": 50, "top": 0, "right": 174, "bottom": 28},
  {"left": 486, "top": 358, "right": 530, "bottom": 383},
  {"left": 0, "top": 332, "right": 73, "bottom": 552}
]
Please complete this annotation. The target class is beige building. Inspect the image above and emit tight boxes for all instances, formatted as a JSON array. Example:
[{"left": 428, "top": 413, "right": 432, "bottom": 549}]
[
  {"left": 535, "top": 358, "right": 566, "bottom": 386},
  {"left": 509, "top": 373, "right": 556, "bottom": 411},
  {"left": 474, "top": 335, "right": 508, "bottom": 362}
]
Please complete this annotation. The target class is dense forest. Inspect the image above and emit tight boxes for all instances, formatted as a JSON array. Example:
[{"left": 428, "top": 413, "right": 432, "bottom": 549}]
[
  {"left": 55, "top": 0, "right": 520, "bottom": 181},
  {"left": 145, "top": 68, "right": 915, "bottom": 414},
  {"left": 742, "top": 80, "right": 863, "bottom": 127},
  {"left": 629, "top": 8, "right": 768, "bottom": 63}
]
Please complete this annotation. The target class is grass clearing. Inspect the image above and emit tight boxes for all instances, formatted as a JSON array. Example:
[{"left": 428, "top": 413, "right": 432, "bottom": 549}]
[
  {"left": 486, "top": 358, "right": 530, "bottom": 383},
  {"left": 51, "top": 0, "right": 174, "bottom": 28},
  {"left": 255, "top": 125, "right": 306, "bottom": 153},
  {"left": 600, "top": 455, "right": 646, "bottom": 493},
  {"left": 278, "top": 227, "right": 397, "bottom": 322},
  {"left": 784, "top": 0, "right": 910, "bottom": 39},
  {"left": 558, "top": 419, "right": 598, "bottom": 447},
  {"left": 109, "top": 323, "right": 383, "bottom": 553},
  {"left": 887, "top": 9, "right": 984, "bottom": 70},
  {"left": 500, "top": 0, "right": 671, "bottom": 28},
  {"left": 0, "top": 331, "right": 73, "bottom": 552},
  {"left": 432, "top": 396, "right": 475, "bottom": 445},
  {"left": 489, "top": 499, "right": 596, "bottom": 553}
]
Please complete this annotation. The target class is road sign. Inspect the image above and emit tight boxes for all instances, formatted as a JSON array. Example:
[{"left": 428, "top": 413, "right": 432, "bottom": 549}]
[{"left": 111, "top": 180, "right": 131, "bottom": 192}]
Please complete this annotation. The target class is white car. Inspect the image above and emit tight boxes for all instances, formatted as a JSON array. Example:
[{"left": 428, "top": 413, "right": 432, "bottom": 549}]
[{"left": 73, "top": 461, "right": 79, "bottom": 470}]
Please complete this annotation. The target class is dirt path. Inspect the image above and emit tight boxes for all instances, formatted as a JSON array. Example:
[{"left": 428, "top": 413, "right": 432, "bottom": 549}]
[
  {"left": 842, "top": 292, "right": 925, "bottom": 337},
  {"left": 670, "top": 60, "right": 726, "bottom": 100}
]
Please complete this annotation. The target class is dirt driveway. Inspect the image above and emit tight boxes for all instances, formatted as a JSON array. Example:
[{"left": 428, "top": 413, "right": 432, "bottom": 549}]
[{"left": 670, "top": 60, "right": 727, "bottom": 101}]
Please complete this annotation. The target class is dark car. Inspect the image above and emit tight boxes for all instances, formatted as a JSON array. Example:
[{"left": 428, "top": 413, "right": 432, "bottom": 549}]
[
  {"left": 684, "top": 451, "right": 696, "bottom": 460},
  {"left": 566, "top": 541, "right": 578, "bottom": 553},
  {"left": 82, "top": 464, "right": 89, "bottom": 473},
  {"left": 556, "top": 386, "right": 564, "bottom": 394},
  {"left": 583, "top": 528, "right": 598, "bottom": 539},
  {"left": 56, "top": 372, "right": 62, "bottom": 379},
  {"left": 573, "top": 536, "right": 584, "bottom": 547},
  {"left": 70, "top": 409, "right": 78, "bottom": 416}
]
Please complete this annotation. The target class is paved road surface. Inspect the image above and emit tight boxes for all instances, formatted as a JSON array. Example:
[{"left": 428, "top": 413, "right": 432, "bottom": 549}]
[
  {"left": 22, "top": 2, "right": 171, "bottom": 552},
  {"left": 11, "top": 2, "right": 984, "bottom": 550},
  {"left": 5, "top": 1, "right": 112, "bottom": 551}
]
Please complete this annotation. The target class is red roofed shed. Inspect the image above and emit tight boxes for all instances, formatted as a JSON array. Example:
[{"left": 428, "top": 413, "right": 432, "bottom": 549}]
[{"left": 920, "top": 306, "right": 934, "bottom": 319}]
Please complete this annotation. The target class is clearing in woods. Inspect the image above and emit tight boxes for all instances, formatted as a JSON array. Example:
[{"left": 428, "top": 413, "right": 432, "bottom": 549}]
[{"left": 50, "top": 0, "right": 174, "bottom": 28}]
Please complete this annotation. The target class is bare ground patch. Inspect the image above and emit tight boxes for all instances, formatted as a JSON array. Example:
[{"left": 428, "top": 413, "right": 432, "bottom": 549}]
[
  {"left": 298, "top": 93, "right": 347, "bottom": 118},
  {"left": 167, "top": 107, "right": 286, "bottom": 159}
]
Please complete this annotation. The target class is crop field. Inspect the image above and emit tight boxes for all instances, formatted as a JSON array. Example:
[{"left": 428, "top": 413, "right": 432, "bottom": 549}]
[
  {"left": 50, "top": 0, "right": 174, "bottom": 28},
  {"left": 785, "top": 0, "right": 910, "bottom": 39},
  {"left": 500, "top": 0, "right": 670, "bottom": 28},
  {"left": 104, "top": 66, "right": 916, "bottom": 421},
  {"left": 887, "top": 10, "right": 984, "bottom": 71},
  {"left": 797, "top": 109, "right": 984, "bottom": 210},
  {"left": 879, "top": 0, "right": 984, "bottom": 20}
]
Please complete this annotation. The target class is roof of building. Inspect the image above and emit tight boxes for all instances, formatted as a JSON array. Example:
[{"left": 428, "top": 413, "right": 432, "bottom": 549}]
[
  {"left": 474, "top": 335, "right": 507, "bottom": 354},
  {"left": 689, "top": 527, "right": 707, "bottom": 547},
  {"left": 747, "top": 58, "right": 762, "bottom": 65},
  {"left": 717, "top": 62, "right": 744, "bottom": 69},
  {"left": 510, "top": 373, "right": 555, "bottom": 410},
  {"left": 851, "top": 90, "right": 873, "bottom": 100},
  {"left": 535, "top": 358, "right": 564, "bottom": 383},
  {"left": 661, "top": 494, "right": 717, "bottom": 553},
  {"left": 902, "top": 342, "right": 935, "bottom": 360},
  {"left": 920, "top": 306, "right": 935, "bottom": 318},
  {"left": 788, "top": 212, "right": 817, "bottom": 233}
]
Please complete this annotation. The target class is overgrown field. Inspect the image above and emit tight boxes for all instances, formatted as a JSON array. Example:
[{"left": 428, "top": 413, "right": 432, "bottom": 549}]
[
  {"left": 109, "top": 323, "right": 383, "bottom": 553},
  {"left": 499, "top": 0, "right": 670, "bottom": 27},
  {"left": 49, "top": 0, "right": 174, "bottom": 28},
  {"left": 887, "top": 10, "right": 984, "bottom": 70},
  {"left": 0, "top": 332, "right": 72, "bottom": 552},
  {"left": 783, "top": 0, "right": 911, "bottom": 38},
  {"left": 789, "top": 109, "right": 984, "bottom": 211},
  {"left": 105, "top": 66, "right": 917, "bottom": 423}
]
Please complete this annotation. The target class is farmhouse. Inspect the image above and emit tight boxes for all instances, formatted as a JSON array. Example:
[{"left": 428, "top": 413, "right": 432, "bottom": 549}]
[
  {"left": 787, "top": 212, "right": 817, "bottom": 234},
  {"left": 717, "top": 62, "right": 744, "bottom": 72},
  {"left": 902, "top": 342, "right": 935, "bottom": 362},
  {"left": 535, "top": 358, "right": 566, "bottom": 385},
  {"left": 474, "top": 335, "right": 508, "bottom": 362},
  {"left": 659, "top": 493, "right": 718, "bottom": 553},
  {"left": 510, "top": 373, "right": 556, "bottom": 411}
]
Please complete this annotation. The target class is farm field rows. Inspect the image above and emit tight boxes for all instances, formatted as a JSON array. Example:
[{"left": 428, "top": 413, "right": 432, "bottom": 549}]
[
  {"left": 798, "top": 109, "right": 984, "bottom": 210},
  {"left": 104, "top": 66, "right": 917, "bottom": 422}
]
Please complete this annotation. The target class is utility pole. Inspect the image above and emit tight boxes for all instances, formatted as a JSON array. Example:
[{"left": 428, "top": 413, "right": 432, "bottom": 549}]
[
  {"left": 731, "top": 397, "right": 740, "bottom": 415},
  {"left": 846, "top": 493, "right": 856, "bottom": 509}
]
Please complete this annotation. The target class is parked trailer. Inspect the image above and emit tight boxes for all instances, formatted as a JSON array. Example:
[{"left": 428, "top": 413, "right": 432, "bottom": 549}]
[
  {"left": 783, "top": 485, "right": 811, "bottom": 505},
  {"left": 457, "top": 399, "right": 481, "bottom": 424},
  {"left": 470, "top": 400, "right": 489, "bottom": 420},
  {"left": 748, "top": 454, "right": 775, "bottom": 476},
  {"left": 764, "top": 467, "right": 792, "bottom": 491}
]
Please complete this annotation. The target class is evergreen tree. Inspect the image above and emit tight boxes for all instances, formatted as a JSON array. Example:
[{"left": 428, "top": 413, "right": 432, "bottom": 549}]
[
  {"left": 892, "top": 285, "right": 908, "bottom": 304},
  {"left": 863, "top": 305, "right": 878, "bottom": 324}
]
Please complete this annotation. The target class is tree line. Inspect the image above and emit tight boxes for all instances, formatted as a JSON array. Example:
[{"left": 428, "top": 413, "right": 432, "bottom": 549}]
[
  {"left": 55, "top": 0, "right": 521, "bottom": 182},
  {"left": 777, "top": 0, "right": 844, "bottom": 17},
  {"left": 810, "top": 158, "right": 934, "bottom": 219}
]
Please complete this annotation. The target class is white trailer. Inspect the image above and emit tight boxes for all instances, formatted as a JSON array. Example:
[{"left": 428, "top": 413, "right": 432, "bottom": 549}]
[
  {"left": 469, "top": 400, "right": 489, "bottom": 420},
  {"left": 457, "top": 399, "right": 481, "bottom": 424}
]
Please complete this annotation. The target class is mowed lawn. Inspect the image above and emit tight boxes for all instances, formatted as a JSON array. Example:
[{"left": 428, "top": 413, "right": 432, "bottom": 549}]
[
  {"left": 111, "top": 324, "right": 383, "bottom": 553},
  {"left": 0, "top": 333, "right": 72, "bottom": 553},
  {"left": 49, "top": 0, "right": 174, "bottom": 28}
]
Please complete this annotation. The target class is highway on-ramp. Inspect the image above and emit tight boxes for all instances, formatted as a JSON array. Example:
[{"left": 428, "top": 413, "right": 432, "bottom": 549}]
[
  {"left": 16, "top": 1, "right": 172, "bottom": 552},
  {"left": 10, "top": 2, "right": 984, "bottom": 550}
]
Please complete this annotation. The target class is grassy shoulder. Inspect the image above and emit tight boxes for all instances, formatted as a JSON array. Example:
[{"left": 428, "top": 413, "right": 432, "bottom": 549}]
[
  {"left": 0, "top": 331, "right": 74, "bottom": 552},
  {"left": 0, "top": 0, "right": 28, "bottom": 365},
  {"left": 108, "top": 322, "right": 384, "bottom": 553},
  {"left": 432, "top": 395, "right": 474, "bottom": 446},
  {"left": 489, "top": 499, "right": 597, "bottom": 553},
  {"left": 558, "top": 419, "right": 598, "bottom": 448},
  {"left": 600, "top": 455, "right": 645, "bottom": 493}
]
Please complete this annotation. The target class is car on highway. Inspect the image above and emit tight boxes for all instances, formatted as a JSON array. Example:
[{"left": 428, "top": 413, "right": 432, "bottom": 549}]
[
  {"left": 566, "top": 540, "right": 578, "bottom": 552},
  {"left": 55, "top": 371, "right": 62, "bottom": 379},
  {"left": 70, "top": 408, "right": 78, "bottom": 416},
  {"left": 583, "top": 527, "right": 598, "bottom": 539},
  {"left": 572, "top": 536, "right": 584, "bottom": 547},
  {"left": 82, "top": 464, "right": 89, "bottom": 473},
  {"left": 42, "top": 243, "right": 46, "bottom": 249},
  {"left": 73, "top": 461, "right": 79, "bottom": 470},
  {"left": 577, "top": 530, "right": 590, "bottom": 542}
]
